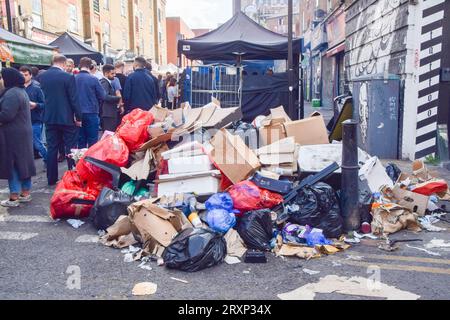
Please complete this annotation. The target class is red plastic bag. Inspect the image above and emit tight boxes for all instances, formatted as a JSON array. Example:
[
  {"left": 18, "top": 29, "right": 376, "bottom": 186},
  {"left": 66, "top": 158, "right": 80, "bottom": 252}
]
[
  {"left": 76, "top": 135, "right": 129, "bottom": 184},
  {"left": 229, "top": 181, "right": 283, "bottom": 214},
  {"left": 412, "top": 179, "right": 448, "bottom": 196},
  {"left": 116, "top": 109, "right": 154, "bottom": 152},
  {"left": 50, "top": 171, "right": 97, "bottom": 219}
]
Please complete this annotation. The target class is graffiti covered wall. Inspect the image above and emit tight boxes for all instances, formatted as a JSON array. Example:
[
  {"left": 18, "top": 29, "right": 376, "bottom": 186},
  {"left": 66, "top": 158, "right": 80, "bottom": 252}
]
[{"left": 345, "top": 0, "right": 409, "bottom": 80}]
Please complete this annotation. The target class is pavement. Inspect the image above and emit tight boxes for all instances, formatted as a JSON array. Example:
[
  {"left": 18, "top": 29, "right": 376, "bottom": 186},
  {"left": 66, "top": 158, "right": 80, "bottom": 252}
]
[{"left": 0, "top": 107, "right": 449, "bottom": 300}]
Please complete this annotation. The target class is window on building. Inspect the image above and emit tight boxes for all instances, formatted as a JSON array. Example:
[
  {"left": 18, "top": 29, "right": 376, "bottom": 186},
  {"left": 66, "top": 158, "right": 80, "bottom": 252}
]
[
  {"left": 32, "top": 0, "right": 43, "bottom": 29},
  {"left": 120, "top": 0, "right": 127, "bottom": 16},
  {"left": 139, "top": 11, "right": 144, "bottom": 29},
  {"left": 158, "top": 31, "right": 162, "bottom": 44},
  {"left": 135, "top": 16, "right": 139, "bottom": 33},
  {"left": 158, "top": 8, "right": 161, "bottom": 22},
  {"left": 122, "top": 29, "right": 128, "bottom": 49},
  {"left": 68, "top": 4, "right": 78, "bottom": 33},
  {"left": 104, "top": 22, "right": 110, "bottom": 44},
  {"left": 93, "top": 0, "right": 100, "bottom": 14},
  {"left": 104, "top": 0, "right": 109, "bottom": 10}
]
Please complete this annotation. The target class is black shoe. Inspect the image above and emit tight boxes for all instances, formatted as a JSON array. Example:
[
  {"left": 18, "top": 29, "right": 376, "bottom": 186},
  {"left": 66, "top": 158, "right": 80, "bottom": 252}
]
[{"left": 57, "top": 154, "right": 65, "bottom": 163}]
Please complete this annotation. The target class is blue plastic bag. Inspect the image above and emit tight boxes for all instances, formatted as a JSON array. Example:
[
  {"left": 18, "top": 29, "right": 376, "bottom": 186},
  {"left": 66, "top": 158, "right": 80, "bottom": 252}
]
[
  {"left": 206, "top": 209, "right": 236, "bottom": 233},
  {"left": 306, "top": 230, "right": 332, "bottom": 246},
  {"left": 205, "top": 193, "right": 235, "bottom": 212}
]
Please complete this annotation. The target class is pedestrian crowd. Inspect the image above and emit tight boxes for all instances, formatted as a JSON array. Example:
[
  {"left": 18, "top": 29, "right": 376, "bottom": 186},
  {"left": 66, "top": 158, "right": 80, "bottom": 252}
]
[{"left": 0, "top": 54, "right": 179, "bottom": 207}]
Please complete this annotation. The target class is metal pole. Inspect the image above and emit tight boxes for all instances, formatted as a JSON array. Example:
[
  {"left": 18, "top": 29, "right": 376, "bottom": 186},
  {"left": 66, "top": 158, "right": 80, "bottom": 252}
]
[
  {"left": 341, "top": 120, "right": 361, "bottom": 232},
  {"left": 288, "top": 0, "right": 294, "bottom": 120},
  {"left": 5, "top": 0, "right": 13, "bottom": 32}
]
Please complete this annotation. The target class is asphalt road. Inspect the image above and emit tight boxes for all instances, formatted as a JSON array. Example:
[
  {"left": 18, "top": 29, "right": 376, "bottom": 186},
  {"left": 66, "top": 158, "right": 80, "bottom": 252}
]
[{"left": 0, "top": 157, "right": 449, "bottom": 301}]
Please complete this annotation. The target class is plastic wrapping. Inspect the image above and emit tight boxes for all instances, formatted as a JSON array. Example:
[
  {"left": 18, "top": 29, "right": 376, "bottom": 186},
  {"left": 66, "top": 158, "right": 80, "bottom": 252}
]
[
  {"left": 206, "top": 209, "right": 236, "bottom": 233},
  {"left": 90, "top": 187, "right": 134, "bottom": 230},
  {"left": 76, "top": 135, "right": 129, "bottom": 184},
  {"left": 162, "top": 228, "right": 227, "bottom": 272},
  {"left": 50, "top": 171, "right": 98, "bottom": 219},
  {"left": 237, "top": 209, "right": 273, "bottom": 251},
  {"left": 116, "top": 109, "right": 155, "bottom": 152},
  {"left": 205, "top": 193, "right": 234, "bottom": 212},
  {"left": 286, "top": 182, "right": 344, "bottom": 239},
  {"left": 229, "top": 181, "right": 283, "bottom": 214}
]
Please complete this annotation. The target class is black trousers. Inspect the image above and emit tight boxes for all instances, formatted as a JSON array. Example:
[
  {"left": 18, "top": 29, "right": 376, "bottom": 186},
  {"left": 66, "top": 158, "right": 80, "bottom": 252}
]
[{"left": 45, "top": 124, "right": 78, "bottom": 185}]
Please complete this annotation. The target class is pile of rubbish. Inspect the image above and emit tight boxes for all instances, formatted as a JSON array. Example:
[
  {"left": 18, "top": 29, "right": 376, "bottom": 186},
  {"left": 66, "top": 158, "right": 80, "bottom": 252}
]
[{"left": 49, "top": 101, "right": 449, "bottom": 272}]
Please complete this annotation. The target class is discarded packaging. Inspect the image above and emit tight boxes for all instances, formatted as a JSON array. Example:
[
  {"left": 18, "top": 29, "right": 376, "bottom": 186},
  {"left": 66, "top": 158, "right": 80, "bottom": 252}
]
[
  {"left": 210, "top": 129, "right": 261, "bottom": 184},
  {"left": 67, "top": 219, "right": 85, "bottom": 229},
  {"left": 132, "top": 282, "right": 157, "bottom": 296},
  {"left": 302, "top": 268, "right": 320, "bottom": 275},
  {"left": 224, "top": 229, "right": 247, "bottom": 258}
]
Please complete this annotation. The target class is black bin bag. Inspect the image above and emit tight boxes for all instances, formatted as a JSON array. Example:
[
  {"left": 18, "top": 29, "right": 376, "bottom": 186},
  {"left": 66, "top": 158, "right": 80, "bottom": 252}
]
[
  {"left": 287, "top": 182, "right": 343, "bottom": 239},
  {"left": 162, "top": 228, "right": 226, "bottom": 272},
  {"left": 90, "top": 187, "right": 134, "bottom": 231},
  {"left": 237, "top": 209, "right": 273, "bottom": 251}
]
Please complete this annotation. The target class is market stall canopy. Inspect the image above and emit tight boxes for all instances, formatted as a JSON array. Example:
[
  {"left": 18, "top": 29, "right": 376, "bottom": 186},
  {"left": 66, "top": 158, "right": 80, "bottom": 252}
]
[
  {"left": 178, "top": 11, "right": 302, "bottom": 61},
  {"left": 49, "top": 32, "right": 103, "bottom": 65},
  {"left": 0, "top": 27, "right": 56, "bottom": 66}
]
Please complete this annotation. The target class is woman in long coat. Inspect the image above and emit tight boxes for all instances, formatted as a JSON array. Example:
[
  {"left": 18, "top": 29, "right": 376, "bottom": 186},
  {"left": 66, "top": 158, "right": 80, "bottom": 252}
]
[{"left": 0, "top": 67, "right": 36, "bottom": 207}]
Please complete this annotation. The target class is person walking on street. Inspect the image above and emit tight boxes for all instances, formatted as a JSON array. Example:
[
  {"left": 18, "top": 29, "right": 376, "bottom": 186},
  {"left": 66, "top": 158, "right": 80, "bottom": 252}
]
[
  {"left": 75, "top": 57, "right": 106, "bottom": 148},
  {"left": 0, "top": 68, "right": 36, "bottom": 207},
  {"left": 167, "top": 77, "right": 179, "bottom": 109},
  {"left": 99, "top": 64, "right": 122, "bottom": 132},
  {"left": 19, "top": 65, "right": 47, "bottom": 168},
  {"left": 145, "top": 60, "right": 161, "bottom": 104},
  {"left": 65, "top": 59, "right": 75, "bottom": 74},
  {"left": 39, "top": 54, "right": 81, "bottom": 186},
  {"left": 114, "top": 61, "right": 127, "bottom": 96},
  {"left": 123, "top": 56, "right": 158, "bottom": 112}
]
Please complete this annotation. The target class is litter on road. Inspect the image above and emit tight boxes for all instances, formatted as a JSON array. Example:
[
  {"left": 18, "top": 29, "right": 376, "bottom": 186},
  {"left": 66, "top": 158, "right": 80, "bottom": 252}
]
[
  {"left": 132, "top": 282, "right": 157, "bottom": 296},
  {"left": 43, "top": 102, "right": 450, "bottom": 277}
]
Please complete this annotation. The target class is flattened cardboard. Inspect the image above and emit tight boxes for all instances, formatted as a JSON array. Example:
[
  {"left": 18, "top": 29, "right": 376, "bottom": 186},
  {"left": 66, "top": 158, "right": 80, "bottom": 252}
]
[
  {"left": 150, "top": 105, "right": 170, "bottom": 122},
  {"left": 203, "top": 107, "right": 242, "bottom": 129},
  {"left": 270, "top": 106, "right": 292, "bottom": 122},
  {"left": 161, "top": 141, "right": 205, "bottom": 160},
  {"left": 392, "top": 186, "right": 429, "bottom": 216},
  {"left": 284, "top": 115, "right": 329, "bottom": 145},
  {"left": 121, "top": 149, "right": 152, "bottom": 180},
  {"left": 257, "top": 137, "right": 296, "bottom": 155},
  {"left": 210, "top": 129, "right": 261, "bottom": 184},
  {"left": 259, "top": 153, "right": 296, "bottom": 165}
]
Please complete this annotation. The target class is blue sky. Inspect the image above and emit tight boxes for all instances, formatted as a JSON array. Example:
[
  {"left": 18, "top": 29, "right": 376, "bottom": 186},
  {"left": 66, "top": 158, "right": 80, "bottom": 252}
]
[{"left": 166, "top": 0, "right": 232, "bottom": 29}]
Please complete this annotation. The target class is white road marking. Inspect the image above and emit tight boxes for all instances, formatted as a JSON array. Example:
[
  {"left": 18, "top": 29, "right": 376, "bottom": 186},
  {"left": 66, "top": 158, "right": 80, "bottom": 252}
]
[
  {"left": 75, "top": 235, "right": 100, "bottom": 243},
  {"left": 0, "top": 215, "right": 52, "bottom": 223},
  {"left": 0, "top": 231, "right": 38, "bottom": 240}
]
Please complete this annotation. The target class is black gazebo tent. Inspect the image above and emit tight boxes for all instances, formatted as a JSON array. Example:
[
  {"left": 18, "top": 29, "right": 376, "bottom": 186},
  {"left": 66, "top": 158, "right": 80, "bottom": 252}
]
[
  {"left": 178, "top": 11, "right": 303, "bottom": 120},
  {"left": 49, "top": 32, "right": 103, "bottom": 65}
]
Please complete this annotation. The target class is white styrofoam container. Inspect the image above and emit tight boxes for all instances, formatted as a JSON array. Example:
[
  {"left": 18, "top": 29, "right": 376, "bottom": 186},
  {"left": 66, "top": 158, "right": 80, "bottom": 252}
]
[
  {"left": 168, "top": 155, "right": 213, "bottom": 174},
  {"left": 157, "top": 170, "right": 221, "bottom": 197}
]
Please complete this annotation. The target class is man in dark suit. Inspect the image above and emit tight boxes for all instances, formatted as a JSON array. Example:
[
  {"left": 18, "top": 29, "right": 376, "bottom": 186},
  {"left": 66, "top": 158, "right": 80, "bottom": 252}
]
[
  {"left": 39, "top": 54, "right": 81, "bottom": 186},
  {"left": 99, "top": 64, "right": 121, "bottom": 132},
  {"left": 123, "top": 56, "right": 158, "bottom": 112}
]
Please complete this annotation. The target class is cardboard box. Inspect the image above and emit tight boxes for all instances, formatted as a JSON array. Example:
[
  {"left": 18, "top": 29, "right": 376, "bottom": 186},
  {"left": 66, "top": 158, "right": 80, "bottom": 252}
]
[
  {"left": 203, "top": 107, "right": 242, "bottom": 129},
  {"left": 257, "top": 137, "right": 296, "bottom": 155},
  {"left": 284, "top": 115, "right": 329, "bottom": 145},
  {"left": 168, "top": 155, "right": 213, "bottom": 174},
  {"left": 270, "top": 106, "right": 292, "bottom": 122},
  {"left": 128, "top": 200, "right": 190, "bottom": 256},
  {"left": 156, "top": 170, "right": 221, "bottom": 197},
  {"left": 392, "top": 186, "right": 429, "bottom": 216},
  {"left": 258, "top": 118, "right": 287, "bottom": 147},
  {"left": 259, "top": 153, "right": 296, "bottom": 165},
  {"left": 210, "top": 129, "right": 261, "bottom": 184}
]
